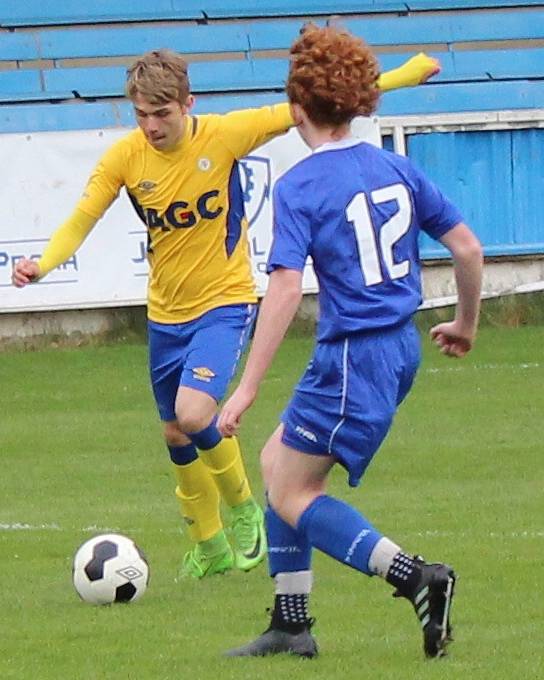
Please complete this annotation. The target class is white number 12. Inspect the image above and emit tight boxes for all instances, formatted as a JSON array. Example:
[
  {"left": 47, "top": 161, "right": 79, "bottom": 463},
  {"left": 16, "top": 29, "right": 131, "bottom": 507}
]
[{"left": 346, "top": 183, "right": 412, "bottom": 286}]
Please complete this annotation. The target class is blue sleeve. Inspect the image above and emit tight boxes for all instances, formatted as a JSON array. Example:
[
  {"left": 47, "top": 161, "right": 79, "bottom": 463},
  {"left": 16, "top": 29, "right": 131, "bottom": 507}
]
[
  {"left": 266, "top": 178, "right": 312, "bottom": 274},
  {"left": 411, "top": 164, "right": 464, "bottom": 240}
]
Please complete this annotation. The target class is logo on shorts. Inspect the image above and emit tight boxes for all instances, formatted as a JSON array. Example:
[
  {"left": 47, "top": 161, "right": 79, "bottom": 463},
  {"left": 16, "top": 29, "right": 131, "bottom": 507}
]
[
  {"left": 192, "top": 366, "right": 215, "bottom": 382},
  {"left": 295, "top": 425, "right": 317, "bottom": 443}
]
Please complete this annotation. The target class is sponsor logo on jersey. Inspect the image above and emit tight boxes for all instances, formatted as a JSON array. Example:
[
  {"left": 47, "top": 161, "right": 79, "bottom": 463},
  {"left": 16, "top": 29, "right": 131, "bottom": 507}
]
[
  {"left": 198, "top": 157, "right": 211, "bottom": 171},
  {"left": 138, "top": 180, "right": 157, "bottom": 192},
  {"left": 295, "top": 425, "right": 317, "bottom": 443},
  {"left": 192, "top": 366, "right": 216, "bottom": 382}
]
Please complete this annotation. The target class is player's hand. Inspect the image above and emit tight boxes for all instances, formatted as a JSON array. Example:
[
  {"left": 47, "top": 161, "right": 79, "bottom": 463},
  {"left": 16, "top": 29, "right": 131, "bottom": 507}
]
[
  {"left": 402, "top": 52, "right": 441, "bottom": 85},
  {"left": 217, "top": 384, "right": 258, "bottom": 438},
  {"left": 430, "top": 320, "right": 475, "bottom": 358},
  {"left": 12, "top": 258, "right": 40, "bottom": 288}
]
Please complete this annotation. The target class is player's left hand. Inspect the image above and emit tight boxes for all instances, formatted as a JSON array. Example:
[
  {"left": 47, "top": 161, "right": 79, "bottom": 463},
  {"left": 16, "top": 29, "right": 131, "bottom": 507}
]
[
  {"left": 217, "top": 384, "right": 258, "bottom": 438},
  {"left": 430, "top": 320, "right": 474, "bottom": 358},
  {"left": 403, "top": 52, "right": 441, "bottom": 85}
]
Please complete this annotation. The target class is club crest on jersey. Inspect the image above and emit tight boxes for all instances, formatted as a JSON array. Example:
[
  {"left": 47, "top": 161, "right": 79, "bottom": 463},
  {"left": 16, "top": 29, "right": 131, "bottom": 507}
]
[
  {"left": 138, "top": 180, "right": 157, "bottom": 192},
  {"left": 239, "top": 156, "right": 271, "bottom": 228},
  {"left": 198, "top": 158, "right": 211, "bottom": 171},
  {"left": 192, "top": 366, "right": 216, "bottom": 382}
]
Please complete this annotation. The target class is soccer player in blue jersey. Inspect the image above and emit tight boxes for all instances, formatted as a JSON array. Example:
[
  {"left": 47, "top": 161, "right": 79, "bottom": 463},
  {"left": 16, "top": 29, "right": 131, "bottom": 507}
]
[
  {"left": 218, "top": 24, "right": 483, "bottom": 658},
  {"left": 12, "top": 46, "right": 443, "bottom": 581}
]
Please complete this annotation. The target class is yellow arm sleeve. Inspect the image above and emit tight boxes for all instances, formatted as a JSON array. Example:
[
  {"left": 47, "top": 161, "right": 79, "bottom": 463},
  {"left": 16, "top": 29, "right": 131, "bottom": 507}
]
[
  {"left": 37, "top": 208, "right": 98, "bottom": 278},
  {"left": 219, "top": 103, "right": 294, "bottom": 159},
  {"left": 378, "top": 52, "right": 441, "bottom": 92}
]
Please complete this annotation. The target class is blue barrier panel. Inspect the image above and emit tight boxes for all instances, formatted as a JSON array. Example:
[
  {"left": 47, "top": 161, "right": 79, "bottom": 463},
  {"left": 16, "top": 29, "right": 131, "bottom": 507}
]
[
  {"left": 0, "top": 0, "right": 202, "bottom": 26},
  {"left": 41, "top": 59, "right": 289, "bottom": 98},
  {"left": 37, "top": 23, "right": 250, "bottom": 60},
  {"left": 379, "top": 48, "right": 544, "bottom": 82},
  {"left": 406, "top": 0, "right": 544, "bottom": 9},
  {"left": 379, "top": 79, "right": 544, "bottom": 115},
  {"left": 512, "top": 129, "right": 544, "bottom": 249},
  {"left": 411, "top": 129, "right": 544, "bottom": 258},
  {"left": 0, "top": 70, "right": 43, "bottom": 98},
  {"left": 0, "top": 101, "right": 132, "bottom": 133},
  {"left": 196, "top": 0, "right": 405, "bottom": 18},
  {"left": 248, "top": 10, "right": 544, "bottom": 49},
  {"left": 0, "top": 32, "right": 39, "bottom": 61}
]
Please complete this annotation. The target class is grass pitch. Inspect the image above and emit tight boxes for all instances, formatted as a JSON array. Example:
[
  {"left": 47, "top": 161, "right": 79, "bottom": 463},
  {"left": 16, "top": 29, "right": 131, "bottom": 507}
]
[{"left": 1, "top": 325, "right": 542, "bottom": 679}]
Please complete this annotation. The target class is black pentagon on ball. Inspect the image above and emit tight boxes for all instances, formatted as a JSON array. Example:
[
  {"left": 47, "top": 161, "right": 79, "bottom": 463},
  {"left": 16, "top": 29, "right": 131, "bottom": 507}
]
[
  {"left": 115, "top": 582, "right": 137, "bottom": 602},
  {"left": 84, "top": 540, "right": 118, "bottom": 581}
]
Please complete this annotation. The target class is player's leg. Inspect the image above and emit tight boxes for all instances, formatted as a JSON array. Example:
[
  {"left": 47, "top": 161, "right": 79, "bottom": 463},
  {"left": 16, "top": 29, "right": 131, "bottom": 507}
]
[
  {"left": 226, "top": 427, "right": 318, "bottom": 658},
  {"left": 165, "top": 420, "right": 234, "bottom": 579},
  {"left": 177, "top": 304, "right": 266, "bottom": 572},
  {"left": 227, "top": 323, "right": 455, "bottom": 658},
  {"left": 148, "top": 319, "right": 232, "bottom": 579},
  {"left": 272, "top": 441, "right": 455, "bottom": 660},
  {"left": 276, "top": 325, "right": 455, "bottom": 659}
]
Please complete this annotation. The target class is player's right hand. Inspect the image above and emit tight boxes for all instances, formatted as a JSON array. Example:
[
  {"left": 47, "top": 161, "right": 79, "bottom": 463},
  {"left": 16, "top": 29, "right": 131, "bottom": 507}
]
[
  {"left": 430, "top": 320, "right": 474, "bottom": 358},
  {"left": 217, "top": 384, "right": 258, "bottom": 438},
  {"left": 12, "top": 258, "right": 40, "bottom": 288}
]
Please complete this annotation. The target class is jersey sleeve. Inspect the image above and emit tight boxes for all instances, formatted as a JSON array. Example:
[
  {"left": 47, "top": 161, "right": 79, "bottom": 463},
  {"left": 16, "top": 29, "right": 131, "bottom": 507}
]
[
  {"left": 37, "top": 208, "right": 98, "bottom": 277},
  {"left": 411, "top": 164, "right": 464, "bottom": 240},
  {"left": 218, "top": 103, "right": 293, "bottom": 159},
  {"left": 75, "top": 140, "right": 126, "bottom": 218},
  {"left": 267, "top": 178, "right": 312, "bottom": 273}
]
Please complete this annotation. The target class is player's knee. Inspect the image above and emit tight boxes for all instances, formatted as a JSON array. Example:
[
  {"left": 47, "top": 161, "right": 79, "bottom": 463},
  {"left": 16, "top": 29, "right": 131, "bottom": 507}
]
[
  {"left": 175, "top": 409, "right": 213, "bottom": 436},
  {"left": 163, "top": 421, "right": 191, "bottom": 447}
]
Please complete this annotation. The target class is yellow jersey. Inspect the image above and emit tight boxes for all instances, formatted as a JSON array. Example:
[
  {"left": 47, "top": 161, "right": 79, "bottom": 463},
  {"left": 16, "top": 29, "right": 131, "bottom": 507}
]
[{"left": 75, "top": 104, "right": 292, "bottom": 323}]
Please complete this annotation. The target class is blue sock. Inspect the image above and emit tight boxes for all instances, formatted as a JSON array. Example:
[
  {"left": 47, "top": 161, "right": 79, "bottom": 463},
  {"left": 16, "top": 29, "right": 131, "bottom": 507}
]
[
  {"left": 266, "top": 504, "right": 312, "bottom": 577},
  {"left": 297, "top": 495, "right": 382, "bottom": 576},
  {"left": 188, "top": 417, "right": 222, "bottom": 450},
  {"left": 168, "top": 443, "right": 198, "bottom": 465}
]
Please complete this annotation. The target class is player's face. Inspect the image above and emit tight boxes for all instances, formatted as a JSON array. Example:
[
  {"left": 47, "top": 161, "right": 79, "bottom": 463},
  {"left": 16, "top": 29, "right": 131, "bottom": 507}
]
[{"left": 133, "top": 93, "right": 193, "bottom": 150}]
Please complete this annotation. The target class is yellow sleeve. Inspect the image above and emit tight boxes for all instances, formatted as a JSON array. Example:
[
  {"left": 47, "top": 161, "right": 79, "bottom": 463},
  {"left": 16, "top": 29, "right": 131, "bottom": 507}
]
[
  {"left": 377, "top": 53, "right": 441, "bottom": 92},
  {"left": 37, "top": 208, "right": 97, "bottom": 278},
  {"left": 75, "top": 140, "right": 126, "bottom": 219},
  {"left": 218, "top": 103, "right": 294, "bottom": 159}
]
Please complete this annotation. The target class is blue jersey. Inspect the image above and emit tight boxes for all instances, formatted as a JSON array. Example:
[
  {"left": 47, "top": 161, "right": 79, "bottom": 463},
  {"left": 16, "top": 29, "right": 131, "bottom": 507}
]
[{"left": 267, "top": 138, "right": 463, "bottom": 341}]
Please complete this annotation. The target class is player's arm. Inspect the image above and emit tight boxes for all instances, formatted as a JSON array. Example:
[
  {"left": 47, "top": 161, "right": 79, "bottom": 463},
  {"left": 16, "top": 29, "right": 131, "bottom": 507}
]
[
  {"left": 12, "top": 209, "right": 98, "bottom": 287},
  {"left": 377, "top": 52, "right": 441, "bottom": 91},
  {"left": 431, "top": 223, "right": 483, "bottom": 357},
  {"left": 12, "top": 142, "right": 125, "bottom": 288},
  {"left": 218, "top": 53, "right": 440, "bottom": 157},
  {"left": 218, "top": 267, "right": 303, "bottom": 437}
]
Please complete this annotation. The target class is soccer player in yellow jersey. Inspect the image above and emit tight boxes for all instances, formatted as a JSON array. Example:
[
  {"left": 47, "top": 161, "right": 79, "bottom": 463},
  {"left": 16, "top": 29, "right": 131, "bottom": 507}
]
[{"left": 12, "top": 48, "right": 440, "bottom": 579}]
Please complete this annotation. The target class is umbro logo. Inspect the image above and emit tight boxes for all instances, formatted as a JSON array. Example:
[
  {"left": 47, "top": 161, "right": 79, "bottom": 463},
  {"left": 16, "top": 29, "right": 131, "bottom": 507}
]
[
  {"left": 115, "top": 566, "right": 144, "bottom": 580},
  {"left": 138, "top": 180, "right": 157, "bottom": 192}
]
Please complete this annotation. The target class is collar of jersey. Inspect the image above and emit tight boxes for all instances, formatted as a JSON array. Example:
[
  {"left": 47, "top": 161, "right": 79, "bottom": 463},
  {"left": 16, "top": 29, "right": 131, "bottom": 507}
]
[{"left": 313, "top": 136, "right": 362, "bottom": 154}]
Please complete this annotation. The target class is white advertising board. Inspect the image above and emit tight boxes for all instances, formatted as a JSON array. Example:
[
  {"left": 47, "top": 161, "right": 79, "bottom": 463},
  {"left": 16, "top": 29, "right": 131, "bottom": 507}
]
[{"left": 0, "top": 116, "right": 381, "bottom": 313}]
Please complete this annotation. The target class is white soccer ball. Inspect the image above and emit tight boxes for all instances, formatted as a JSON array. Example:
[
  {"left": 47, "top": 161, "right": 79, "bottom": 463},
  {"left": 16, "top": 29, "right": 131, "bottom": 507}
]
[{"left": 72, "top": 533, "right": 149, "bottom": 605}]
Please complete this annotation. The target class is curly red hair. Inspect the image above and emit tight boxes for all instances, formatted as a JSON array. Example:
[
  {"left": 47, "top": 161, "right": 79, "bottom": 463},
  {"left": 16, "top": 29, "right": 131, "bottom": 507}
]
[{"left": 286, "top": 23, "right": 380, "bottom": 126}]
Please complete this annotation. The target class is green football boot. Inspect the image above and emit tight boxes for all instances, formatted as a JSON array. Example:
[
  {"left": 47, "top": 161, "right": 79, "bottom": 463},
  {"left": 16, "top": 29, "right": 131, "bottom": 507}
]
[
  {"left": 179, "top": 542, "right": 234, "bottom": 579},
  {"left": 230, "top": 500, "right": 267, "bottom": 572}
]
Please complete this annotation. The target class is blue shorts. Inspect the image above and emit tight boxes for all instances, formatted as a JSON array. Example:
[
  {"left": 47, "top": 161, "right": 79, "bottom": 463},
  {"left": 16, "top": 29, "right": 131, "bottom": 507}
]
[
  {"left": 281, "top": 321, "right": 421, "bottom": 487},
  {"left": 148, "top": 304, "right": 256, "bottom": 422}
]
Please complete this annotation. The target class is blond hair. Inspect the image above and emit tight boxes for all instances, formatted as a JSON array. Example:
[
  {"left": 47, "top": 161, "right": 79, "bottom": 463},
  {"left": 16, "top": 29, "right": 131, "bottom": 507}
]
[
  {"left": 126, "top": 49, "right": 190, "bottom": 105},
  {"left": 287, "top": 24, "right": 380, "bottom": 126}
]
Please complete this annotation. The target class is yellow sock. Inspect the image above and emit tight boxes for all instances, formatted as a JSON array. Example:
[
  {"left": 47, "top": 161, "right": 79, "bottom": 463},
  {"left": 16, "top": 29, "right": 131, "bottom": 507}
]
[
  {"left": 173, "top": 458, "right": 222, "bottom": 542},
  {"left": 378, "top": 53, "right": 441, "bottom": 91},
  {"left": 198, "top": 436, "right": 252, "bottom": 508}
]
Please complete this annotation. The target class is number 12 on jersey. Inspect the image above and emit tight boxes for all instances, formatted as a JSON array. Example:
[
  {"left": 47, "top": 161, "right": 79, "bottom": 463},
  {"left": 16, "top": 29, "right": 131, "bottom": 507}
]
[{"left": 346, "top": 183, "right": 412, "bottom": 286}]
